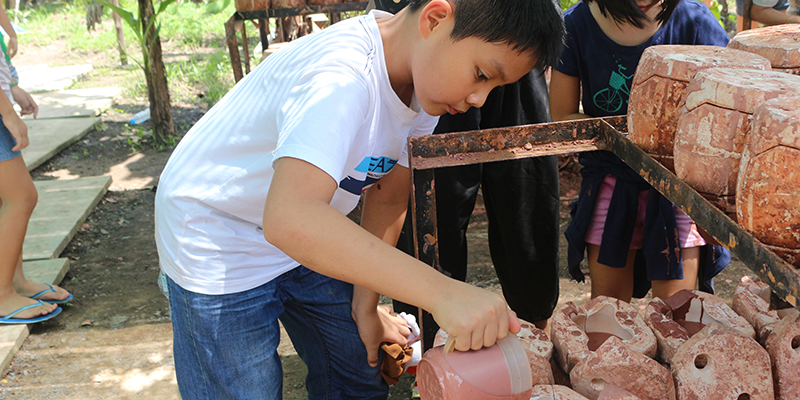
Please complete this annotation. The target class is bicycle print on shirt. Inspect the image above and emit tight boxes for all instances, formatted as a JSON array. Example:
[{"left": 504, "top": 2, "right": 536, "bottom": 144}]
[{"left": 593, "top": 61, "right": 634, "bottom": 113}]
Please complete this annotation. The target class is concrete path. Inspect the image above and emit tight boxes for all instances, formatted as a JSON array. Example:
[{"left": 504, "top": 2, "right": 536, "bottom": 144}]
[
  {"left": 19, "top": 87, "right": 121, "bottom": 119},
  {"left": 0, "top": 74, "right": 117, "bottom": 373},
  {"left": 22, "top": 176, "right": 112, "bottom": 261},
  {"left": 21, "top": 117, "right": 97, "bottom": 171},
  {"left": 17, "top": 64, "right": 94, "bottom": 93}
]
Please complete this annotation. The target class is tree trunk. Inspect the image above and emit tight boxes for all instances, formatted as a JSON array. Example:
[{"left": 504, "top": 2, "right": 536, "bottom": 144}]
[
  {"left": 139, "top": 0, "right": 174, "bottom": 146},
  {"left": 111, "top": 0, "right": 128, "bottom": 66}
]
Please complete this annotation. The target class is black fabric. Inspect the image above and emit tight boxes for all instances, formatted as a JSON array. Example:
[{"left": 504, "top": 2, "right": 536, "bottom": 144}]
[
  {"left": 394, "top": 69, "right": 560, "bottom": 324},
  {"left": 564, "top": 151, "right": 731, "bottom": 298}
]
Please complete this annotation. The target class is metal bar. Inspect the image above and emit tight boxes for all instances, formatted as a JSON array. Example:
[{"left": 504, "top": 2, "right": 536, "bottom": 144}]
[
  {"left": 259, "top": 18, "right": 270, "bottom": 52},
  {"left": 224, "top": 15, "right": 244, "bottom": 82},
  {"left": 408, "top": 116, "right": 624, "bottom": 170},
  {"left": 235, "top": 2, "right": 368, "bottom": 19},
  {"left": 241, "top": 20, "right": 251, "bottom": 74},
  {"left": 411, "top": 167, "right": 441, "bottom": 350},
  {"left": 597, "top": 120, "right": 800, "bottom": 307},
  {"left": 408, "top": 116, "right": 800, "bottom": 352}
]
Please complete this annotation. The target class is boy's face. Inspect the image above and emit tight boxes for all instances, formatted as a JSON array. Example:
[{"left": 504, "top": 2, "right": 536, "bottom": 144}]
[{"left": 412, "top": 34, "right": 538, "bottom": 116}]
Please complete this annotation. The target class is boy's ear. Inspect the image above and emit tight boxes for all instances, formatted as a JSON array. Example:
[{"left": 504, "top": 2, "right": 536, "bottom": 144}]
[{"left": 418, "top": 0, "right": 454, "bottom": 39}]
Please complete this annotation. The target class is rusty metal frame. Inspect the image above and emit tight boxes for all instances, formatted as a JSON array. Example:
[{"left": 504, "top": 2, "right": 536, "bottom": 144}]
[
  {"left": 225, "top": 2, "right": 369, "bottom": 82},
  {"left": 408, "top": 116, "right": 800, "bottom": 350}
]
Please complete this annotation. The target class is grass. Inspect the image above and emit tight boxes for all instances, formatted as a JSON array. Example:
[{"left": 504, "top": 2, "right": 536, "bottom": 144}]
[{"left": 12, "top": 0, "right": 258, "bottom": 108}]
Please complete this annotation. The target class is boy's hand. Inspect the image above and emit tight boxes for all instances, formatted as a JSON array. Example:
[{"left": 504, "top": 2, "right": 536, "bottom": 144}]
[
  {"left": 5, "top": 111, "right": 28, "bottom": 151},
  {"left": 352, "top": 305, "right": 410, "bottom": 367},
  {"left": 6, "top": 36, "right": 16, "bottom": 59},
  {"left": 431, "top": 283, "right": 521, "bottom": 352},
  {"left": 11, "top": 86, "right": 38, "bottom": 118}
]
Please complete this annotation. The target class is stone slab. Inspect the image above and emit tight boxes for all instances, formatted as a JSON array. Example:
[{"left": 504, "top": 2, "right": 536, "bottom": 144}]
[
  {"left": 17, "top": 64, "right": 94, "bottom": 93},
  {"left": 22, "top": 176, "right": 111, "bottom": 261},
  {"left": 17, "top": 87, "right": 121, "bottom": 119},
  {"left": 0, "top": 258, "right": 69, "bottom": 374},
  {"left": 21, "top": 117, "right": 96, "bottom": 171}
]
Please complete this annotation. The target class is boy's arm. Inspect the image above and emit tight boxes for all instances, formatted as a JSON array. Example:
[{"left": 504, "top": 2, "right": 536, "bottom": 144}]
[
  {"left": 549, "top": 70, "right": 589, "bottom": 121},
  {"left": 353, "top": 164, "right": 414, "bottom": 366},
  {"left": 264, "top": 157, "right": 520, "bottom": 353}
]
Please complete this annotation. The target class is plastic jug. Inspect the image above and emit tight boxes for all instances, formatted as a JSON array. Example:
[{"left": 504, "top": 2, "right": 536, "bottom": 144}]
[{"left": 417, "top": 335, "right": 533, "bottom": 400}]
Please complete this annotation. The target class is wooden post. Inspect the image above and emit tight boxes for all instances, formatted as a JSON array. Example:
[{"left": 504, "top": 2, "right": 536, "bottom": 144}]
[{"left": 111, "top": 0, "right": 128, "bottom": 66}]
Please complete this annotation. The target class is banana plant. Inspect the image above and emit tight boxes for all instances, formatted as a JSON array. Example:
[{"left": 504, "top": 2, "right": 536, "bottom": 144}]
[
  {"left": 97, "top": 0, "right": 179, "bottom": 146},
  {"left": 96, "top": 0, "right": 178, "bottom": 70}
]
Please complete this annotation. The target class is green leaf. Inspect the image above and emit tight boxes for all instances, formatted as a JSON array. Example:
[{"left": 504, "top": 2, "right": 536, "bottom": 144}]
[
  {"left": 205, "top": 0, "right": 231, "bottom": 14},
  {"left": 157, "top": 0, "right": 179, "bottom": 15},
  {"left": 96, "top": 0, "right": 138, "bottom": 32}
]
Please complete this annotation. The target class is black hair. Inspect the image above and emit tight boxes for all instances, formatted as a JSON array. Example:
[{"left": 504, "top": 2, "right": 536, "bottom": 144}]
[
  {"left": 406, "top": 0, "right": 566, "bottom": 70},
  {"left": 584, "top": 0, "right": 680, "bottom": 29}
]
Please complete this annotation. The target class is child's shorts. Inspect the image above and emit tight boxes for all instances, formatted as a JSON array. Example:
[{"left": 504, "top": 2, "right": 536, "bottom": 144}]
[
  {"left": 585, "top": 174, "right": 706, "bottom": 249},
  {"left": 0, "top": 118, "right": 21, "bottom": 162}
]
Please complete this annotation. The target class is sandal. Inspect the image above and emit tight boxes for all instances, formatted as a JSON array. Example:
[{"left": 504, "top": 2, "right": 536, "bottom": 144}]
[
  {"left": 30, "top": 283, "right": 73, "bottom": 304},
  {"left": 0, "top": 301, "right": 62, "bottom": 324}
]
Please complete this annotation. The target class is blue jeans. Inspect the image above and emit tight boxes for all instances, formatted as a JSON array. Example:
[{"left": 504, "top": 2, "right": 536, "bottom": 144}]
[{"left": 166, "top": 267, "right": 388, "bottom": 400}]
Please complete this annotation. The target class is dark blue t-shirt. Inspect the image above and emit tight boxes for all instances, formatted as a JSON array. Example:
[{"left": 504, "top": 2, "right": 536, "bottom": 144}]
[
  {"left": 558, "top": 0, "right": 732, "bottom": 294},
  {"left": 556, "top": 0, "right": 730, "bottom": 118}
]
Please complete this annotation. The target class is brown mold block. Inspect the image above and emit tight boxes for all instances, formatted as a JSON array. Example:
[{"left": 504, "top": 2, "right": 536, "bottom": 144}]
[
  {"left": 628, "top": 45, "right": 771, "bottom": 157},
  {"left": 570, "top": 336, "right": 676, "bottom": 400},
  {"left": 671, "top": 323, "right": 774, "bottom": 400},
  {"left": 728, "top": 24, "right": 800, "bottom": 69},
  {"left": 764, "top": 309, "right": 800, "bottom": 400},
  {"left": 731, "top": 275, "right": 780, "bottom": 344},
  {"left": 737, "top": 97, "right": 800, "bottom": 266},
  {"left": 644, "top": 289, "right": 756, "bottom": 364},
  {"left": 597, "top": 385, "right": 642, "bottom": 400},
  {"left": 235, "top": 0, "right": 269, "bottom": 10},
  {"left": 530, "top": 384, "right": 589, "bottom": 400},
  {"left": 550, "top": 296, "right": 656, "bottom": 374},
  {"left": 270, "top": 0, "right": 305, "bottom": 8},
  {"left": 674, "top": 68, "right": 800, "bottom": 213}
]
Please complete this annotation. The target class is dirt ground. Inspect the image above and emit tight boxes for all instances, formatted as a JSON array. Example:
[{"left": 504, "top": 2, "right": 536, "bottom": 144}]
[{"left": 1, "top": 36, "right": 753, "bottom": 399}]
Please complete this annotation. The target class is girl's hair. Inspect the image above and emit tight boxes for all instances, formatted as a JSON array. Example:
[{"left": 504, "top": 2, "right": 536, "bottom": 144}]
[
  {"left": 406, "top": 0, "right": 565, "bottom": 70},
  {"left": 585, "top": 0, "right": 680, "bottom": 29}
]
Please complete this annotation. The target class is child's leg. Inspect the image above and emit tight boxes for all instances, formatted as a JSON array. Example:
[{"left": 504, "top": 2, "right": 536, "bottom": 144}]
[
  {"left": 166, "top": 274, "right": 283, "bottom": 400},
  {"left": 0, "top": 156, "right": 57, "bottom": 318},
  {"left": 650, "top": 246, "right": 700, "bottom": 301},
  {"left": 279, "top": 266, "right": 388, "bottom": 400},
  {"left": 12, "top": 252, "right": 72, "bottom": 302},
  {"left": 586, "top": 244, "right": 637, "bottom": 303}
]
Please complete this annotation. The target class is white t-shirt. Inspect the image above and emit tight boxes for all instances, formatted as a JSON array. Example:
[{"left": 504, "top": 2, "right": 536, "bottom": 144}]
[{"left": 155, "top": 11, "right": 438, "bottom": 295}]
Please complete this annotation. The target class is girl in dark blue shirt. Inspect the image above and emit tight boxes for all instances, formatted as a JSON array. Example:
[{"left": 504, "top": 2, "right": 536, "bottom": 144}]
[{"left": 550, "top": 0, "right": 731, "bottom": 302}]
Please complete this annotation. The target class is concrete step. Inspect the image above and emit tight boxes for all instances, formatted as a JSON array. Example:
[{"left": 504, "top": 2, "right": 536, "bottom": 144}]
[
  {"left": 18, "top": 87, "right": 121, "bottom": 120},
  {"left": 22, "top": 176, "right": 112, "bottom": 261},
  {"left": 20, "top": 117, "right": 96, "bottom": 171},
  {"left": 17, "top": 64, "right": 94, "bottom": 93}
]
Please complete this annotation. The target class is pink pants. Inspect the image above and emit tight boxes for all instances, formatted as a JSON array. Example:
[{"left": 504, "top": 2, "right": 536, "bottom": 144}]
[{"left": 585, "top": 175, "right": 706, "bottom": 249}]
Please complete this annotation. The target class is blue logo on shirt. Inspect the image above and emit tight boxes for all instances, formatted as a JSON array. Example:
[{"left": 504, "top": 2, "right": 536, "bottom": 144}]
[
  {"left": 339, "top": 156, "right": 398, "bottom": 195},
  {"left": 593, "top": 61, "right": 633, "bottom": 113}
]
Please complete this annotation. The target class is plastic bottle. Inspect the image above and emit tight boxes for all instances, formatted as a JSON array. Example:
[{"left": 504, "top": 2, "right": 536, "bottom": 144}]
[{"left": 130, "top": 108, "right": 151, "bottom": 124}]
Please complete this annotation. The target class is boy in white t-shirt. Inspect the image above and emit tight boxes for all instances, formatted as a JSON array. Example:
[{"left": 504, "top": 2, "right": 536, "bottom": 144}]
[{"left": 155, "top": 0, "right": 564, "bottom": 397}]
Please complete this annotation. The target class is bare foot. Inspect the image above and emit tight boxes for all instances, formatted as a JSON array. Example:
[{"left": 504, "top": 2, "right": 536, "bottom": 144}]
[
  {"left": 14, "top": 280, "right": 72, "bottom": 303},
  {"left": 0, "top": 293, "right": 58, "bottom": 320}
]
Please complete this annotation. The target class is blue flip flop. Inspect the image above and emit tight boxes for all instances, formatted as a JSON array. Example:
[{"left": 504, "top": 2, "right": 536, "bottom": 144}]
[
  {"left": 30, "top": 283, "right": 73, "bottom": 304},
  {"left": 0, "top": 301, "right": 62, "bottom": 324}
]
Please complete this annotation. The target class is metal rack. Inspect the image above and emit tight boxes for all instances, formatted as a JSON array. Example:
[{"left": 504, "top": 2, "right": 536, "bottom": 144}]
[
  {"left": 407, "top": 116, "right": 800, "bottom": 350},
  {"left": 224, "top": 2, "right": 369, "bottom": 81}
]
